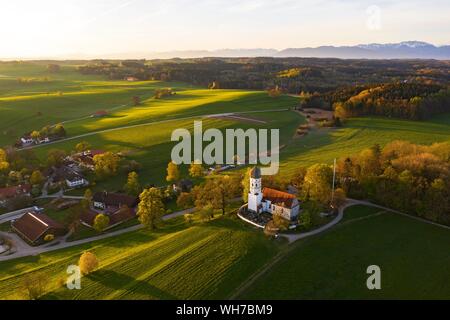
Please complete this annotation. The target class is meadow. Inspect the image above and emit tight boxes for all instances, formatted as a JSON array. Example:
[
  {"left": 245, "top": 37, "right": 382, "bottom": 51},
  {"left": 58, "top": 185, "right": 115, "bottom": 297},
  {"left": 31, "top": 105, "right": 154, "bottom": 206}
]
[
  {"left": 239, "top": 206, "right": 450, "bottom": 299},
  {"left": 1, "top": 61, "right": 450, "bottom": 300},
  {"left": 0, "top": 217, "right": 281, "bottom": 300}
]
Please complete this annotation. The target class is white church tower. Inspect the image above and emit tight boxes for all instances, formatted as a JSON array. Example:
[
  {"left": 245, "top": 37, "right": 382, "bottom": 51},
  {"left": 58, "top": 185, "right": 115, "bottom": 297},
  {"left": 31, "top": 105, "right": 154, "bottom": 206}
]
[{"left": 248, "top": 166, "right": 262, "bottom": 213}]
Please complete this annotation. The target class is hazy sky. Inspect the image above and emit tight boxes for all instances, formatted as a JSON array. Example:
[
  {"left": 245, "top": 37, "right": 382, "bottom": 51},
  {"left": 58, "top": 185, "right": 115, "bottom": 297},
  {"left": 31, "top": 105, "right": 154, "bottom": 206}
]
[{"left": 1, "top": 0, "right": 449, "bottom": 58}]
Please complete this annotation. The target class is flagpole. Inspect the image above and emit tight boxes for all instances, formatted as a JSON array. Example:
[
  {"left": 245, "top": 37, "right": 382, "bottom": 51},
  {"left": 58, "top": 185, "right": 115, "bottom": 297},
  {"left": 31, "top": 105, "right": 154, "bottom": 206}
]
[{"left": 331, "top": 158, "right": 336, "bottom": 205}]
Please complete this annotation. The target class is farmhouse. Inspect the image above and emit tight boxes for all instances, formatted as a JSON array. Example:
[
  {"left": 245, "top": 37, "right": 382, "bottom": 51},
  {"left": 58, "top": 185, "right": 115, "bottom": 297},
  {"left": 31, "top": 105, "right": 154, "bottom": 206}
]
[
  {"left": 11, "top": 211, "right": 66, "bottom": 245},
  {"left": 248, "top": 166, "right": 300, "bottom": 221},
  {"left": 20, "top": 135, "right": 34, "bottom": 146},
  {"left": 70, "top": 149, "right": 105, "bottom": 170},
  {"left": 93, "top": 191, "right": 138, "bottom": 211},
  {"left": 0, "top": 184, "right": 31, "bottom": 206},
  {"left": 52, "top": 166, "right": 88, "bottom": 188},
  {"left": 80, "top": 206, "right": 136, "bottom": 230},
  {"left": 173, "top": 179, "right": 194, "bottom": 193}
]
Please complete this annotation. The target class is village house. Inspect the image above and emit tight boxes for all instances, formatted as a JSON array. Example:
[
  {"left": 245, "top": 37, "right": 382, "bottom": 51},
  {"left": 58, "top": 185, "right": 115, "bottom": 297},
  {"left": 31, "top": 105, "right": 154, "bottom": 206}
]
[
  {"left": 20, "top": 135, "right": 34, "bottom": 146},
  {"left": 247, "top": 166, "right": 300, "bottom": 221},
  {"left": 92, "top": 191, "right": 138, "bottom": 212},
  {"left": 52, "top": 166, "right": 88, "bottom": 188},
  {"left": 0, "top": 184, "right": 31, "bottom": 206},
  {"left": 80, "top": 205, "right": 136, "bottom": 230},
  {"left": 173, "top": 179, "right": 194, "bottom": 193},
  {"left": 11, "top": 211, "right": 66, "bottom": 245},
  {"left": 70, "top": 150, "right": 105, "bottom": 170},
  {"left": 80, "top": 192, "right": 139, "bottom": 230}
]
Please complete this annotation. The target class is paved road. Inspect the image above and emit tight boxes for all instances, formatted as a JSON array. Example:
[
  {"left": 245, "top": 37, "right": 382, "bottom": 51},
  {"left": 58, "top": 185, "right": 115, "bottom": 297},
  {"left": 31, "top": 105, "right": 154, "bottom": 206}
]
[
  {"left": 0, "top": 207, "right": 196, "bottom": 262},
  {"left": 19, "top": 108, "right": 290, "bottom": 151}
]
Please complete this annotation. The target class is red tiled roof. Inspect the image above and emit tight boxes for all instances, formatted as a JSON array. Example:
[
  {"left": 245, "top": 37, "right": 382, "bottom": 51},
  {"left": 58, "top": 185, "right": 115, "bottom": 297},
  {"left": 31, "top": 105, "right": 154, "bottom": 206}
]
[
  {"left": 110, "top": 207, "right": 136, "bottom": 225},
  {"left": 0, "top": 184, "right": 31, "bottom": 199},
  {"left": 263, "top": 187, "right": 298, "bottom": 208},
  {"left": 12, "top": 212, "right": 65, "bottom": 243}
]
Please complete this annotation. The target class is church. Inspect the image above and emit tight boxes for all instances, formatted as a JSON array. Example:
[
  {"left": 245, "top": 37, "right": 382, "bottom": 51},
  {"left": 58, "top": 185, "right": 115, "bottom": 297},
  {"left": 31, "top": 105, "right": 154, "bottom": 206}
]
[{"left": 248, "top": 166, "right": 300, "bottom": 221}]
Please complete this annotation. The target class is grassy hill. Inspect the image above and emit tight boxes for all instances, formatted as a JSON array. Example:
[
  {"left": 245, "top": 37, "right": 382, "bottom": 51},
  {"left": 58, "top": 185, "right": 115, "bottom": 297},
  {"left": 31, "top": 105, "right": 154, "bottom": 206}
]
[
  {"left": 0, "top": 217, "right": 281, "bottom": 300},
  {"left": 238, "top": 205, "right": 450, "bottom": 299}
]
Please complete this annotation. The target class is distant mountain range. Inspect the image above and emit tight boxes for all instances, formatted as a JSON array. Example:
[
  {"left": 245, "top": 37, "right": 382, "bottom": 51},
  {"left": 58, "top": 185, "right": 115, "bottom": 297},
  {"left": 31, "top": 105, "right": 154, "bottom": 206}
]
[
  {"left": 4, "top": 41, "right": 449, "bottom": 61},
  {"left": 140, "top": 41, "right": 450, "bottom": 60}
]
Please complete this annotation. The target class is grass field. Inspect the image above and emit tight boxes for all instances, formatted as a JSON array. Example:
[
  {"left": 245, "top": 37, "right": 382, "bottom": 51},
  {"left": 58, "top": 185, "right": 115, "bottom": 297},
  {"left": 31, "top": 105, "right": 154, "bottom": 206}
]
[
  {"left": 0, "top": 61, "right": 297, "bottom": 146},
  {"left": 0, "top": 217, "right": 281, "bottom": 300},
  {"left": 239, "top": 206, "right": 450, "bottom": 299},
  {"left": 278, "top": 115, "right": 450, "bottom": 177}
]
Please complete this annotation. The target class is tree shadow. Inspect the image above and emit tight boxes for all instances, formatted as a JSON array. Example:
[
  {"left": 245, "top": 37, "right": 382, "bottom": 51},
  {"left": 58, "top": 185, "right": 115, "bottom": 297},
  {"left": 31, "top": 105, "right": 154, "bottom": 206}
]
[{"left": 88, "top": 269, "right": 177, "bottom": 300}]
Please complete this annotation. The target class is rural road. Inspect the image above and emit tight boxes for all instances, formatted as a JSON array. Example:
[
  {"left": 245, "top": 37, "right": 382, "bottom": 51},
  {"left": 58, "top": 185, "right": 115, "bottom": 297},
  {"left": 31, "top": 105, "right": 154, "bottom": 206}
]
[{"left": 18, "top": 108, "right": 290, "bottom": 151}]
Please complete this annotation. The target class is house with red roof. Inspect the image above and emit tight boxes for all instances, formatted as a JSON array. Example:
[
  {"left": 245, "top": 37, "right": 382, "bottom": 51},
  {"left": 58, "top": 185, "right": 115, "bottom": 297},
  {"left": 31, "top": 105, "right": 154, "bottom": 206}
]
[
  {"left": 11, "top": 211, "right": 66, "bottom": 245},
  {"left": 0, "top": 184, "right": 31, "bottom": 206}
]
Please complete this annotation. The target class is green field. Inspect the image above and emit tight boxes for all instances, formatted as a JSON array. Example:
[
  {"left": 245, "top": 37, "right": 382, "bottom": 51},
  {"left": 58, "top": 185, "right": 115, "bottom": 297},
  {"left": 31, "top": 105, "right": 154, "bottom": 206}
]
[
  {"left": 1, "top": 62, "right": 450, "bottom": 300},
  {"left": 239, "top": 206, "right": 450, "bottom": 299},
  {"left": 0, "top": 217, "right": 281, "bottom": 300}
]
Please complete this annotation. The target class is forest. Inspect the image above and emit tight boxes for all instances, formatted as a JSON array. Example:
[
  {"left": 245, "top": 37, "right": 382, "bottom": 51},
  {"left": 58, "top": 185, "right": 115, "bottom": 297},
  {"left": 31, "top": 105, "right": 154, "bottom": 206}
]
[{"left": 78, "top": 58, "right": 450, "bottom": 120}]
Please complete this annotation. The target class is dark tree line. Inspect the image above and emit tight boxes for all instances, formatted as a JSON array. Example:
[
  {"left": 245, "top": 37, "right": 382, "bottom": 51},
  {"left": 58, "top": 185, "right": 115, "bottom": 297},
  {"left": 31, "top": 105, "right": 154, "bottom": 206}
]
[{"left": 77, "top": 58, "right": 450, "bottom": 95}]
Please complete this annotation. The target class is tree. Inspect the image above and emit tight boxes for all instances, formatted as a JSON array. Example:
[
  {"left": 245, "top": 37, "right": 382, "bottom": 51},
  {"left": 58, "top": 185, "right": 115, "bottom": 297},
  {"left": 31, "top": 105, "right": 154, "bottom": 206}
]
[
  {"left": 52, "top": 124, "right": 66, "bottom": 137},
  {"left": 65, "top": 207, "right": 81, "bottom": 233},
  {"left": 30, "top": 130, "right": 40, "bottom": 141},
  {"left": 47, "top": 149, "right": 67, "bottom": 167},
  {"left": 273, "top": 214, "right": 290, "bottom": 231},
  {"left": 0, "top": 148, "right": 9, "bottom": 172},
  {"left": 264, "top": 220, "right": 278, "bottom": 237},
  {"left": 176, "top": 192, "right": 193, "bottom": 209},
  {"left": 303, "top": 164, "right": 333, "bottom": 205},
  {"left": 75, "top": 141, "right": 91, "bottom": 153},
  {"left": 137, "top": 187, "right": 165, "bottom": 229},
  {"left": 132, "top": 96, "right": 141, "bottom": 106},
  {"left": 93, "top": 213, "right": 110, "bottom": 232},
  {"left": 299, "top": 211, "right": 312, "bottom": 229},
  {"left": 30, "top": 170, "right": 45, "bottom": 186},
  {"left": 193, "top": 176, "right": 237, "bottom": 215},
  {"left": 330, "top": 188, "right": 346, "bottom": 210},
  {"left": 189, "top": 162, "right": 203, "bottom": 178},
  {"left": 198, "top": 204, "right": 214, "bottom": 221},
  {"left": 93, "top": 152, "right": 120, "bottom": 178},
  {"left": 23, "top": 273, "right": 47, "bottom": 300},
  {"left": 83, "top": 189, "right": 93, "bottom": 207},
  {"left": 47, "top": 64, "right": 60, "bottom": 73},
  {"left": 44, "top": 234, "right": 54, "bottom": 242},
  {"left": 241, "top": 168, "right": 252, "bottom": 202},
  {"left": 79, "top": 251, "right": 99, "bottom": 275},
  {"left": 124, "top": 171, "right": 141, "bottom": 196},
  {"left": 166, "top": 161, "right": 180, "bottom": 182}
]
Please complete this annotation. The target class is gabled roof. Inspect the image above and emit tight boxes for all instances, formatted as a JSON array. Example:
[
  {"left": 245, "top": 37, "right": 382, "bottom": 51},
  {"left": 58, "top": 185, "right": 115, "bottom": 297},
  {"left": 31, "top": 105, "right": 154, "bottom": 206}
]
[
  {"left": 263, "top": 187, "right": 298, "bottom": 208},
  {"left": 12, "top": 212, "right": 65, "bottom": 243},
  {"left": 93, "top": 192, "right": 138, "bottom": 208}
]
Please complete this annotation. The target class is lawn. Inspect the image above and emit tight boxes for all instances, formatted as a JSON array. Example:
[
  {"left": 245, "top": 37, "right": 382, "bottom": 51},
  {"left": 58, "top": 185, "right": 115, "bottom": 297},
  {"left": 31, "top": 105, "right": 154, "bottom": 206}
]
[
  {"left": 0, "top": 216, "right": 281, "bottom": 300},
  {"left": 239, "top": 206, "right": 450, "bottom": 299}
]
